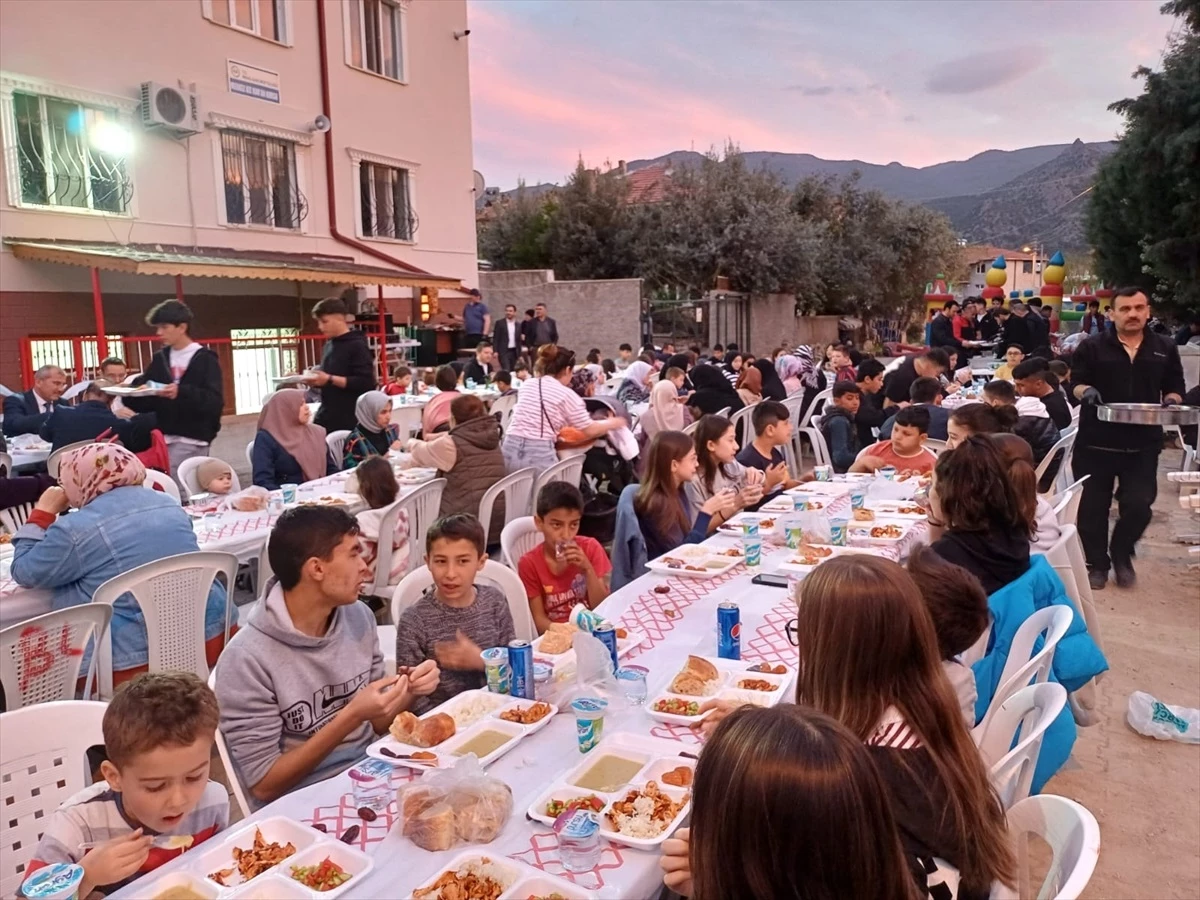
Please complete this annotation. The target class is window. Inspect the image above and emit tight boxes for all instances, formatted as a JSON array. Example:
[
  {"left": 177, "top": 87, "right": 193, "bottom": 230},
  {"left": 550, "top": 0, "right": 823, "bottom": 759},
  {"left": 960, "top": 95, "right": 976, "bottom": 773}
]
[
  {"left": 9, "top": 91, "right": 130, "bottom": 213},
  {"left": 220, "top": 130, "right": 304, "bottom": 229},
  {"left": 206, "top": 0, "right": 287, "bottom": 43},
  {"left": 347, "top": 0, "right": 406, "bottom": 81},
  {"left": 976, "top": 262, "right": 987, "bottom": 274},
  {"left": 1022, "top": 260, "right": 1033, "bottom": 274},
  {"left": 359, "top": 161, "right": 415, "bottom": 240}
]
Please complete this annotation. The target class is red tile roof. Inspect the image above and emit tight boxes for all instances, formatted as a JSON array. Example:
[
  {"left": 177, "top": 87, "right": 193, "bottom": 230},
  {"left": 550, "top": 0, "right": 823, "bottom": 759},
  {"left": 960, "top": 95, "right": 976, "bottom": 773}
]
[
  {"left": 963, "top": 244, "right": 1037, "bottom": 263},
  {"left": 624, "top": 164, "right": 672, "bottom": 204}
]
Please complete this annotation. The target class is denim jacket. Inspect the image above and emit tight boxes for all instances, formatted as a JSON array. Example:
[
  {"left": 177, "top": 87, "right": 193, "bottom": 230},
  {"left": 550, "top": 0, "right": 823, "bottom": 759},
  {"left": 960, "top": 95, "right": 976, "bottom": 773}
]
[{"left": 11, "top": 485, "right": 226, "bottom": 671}]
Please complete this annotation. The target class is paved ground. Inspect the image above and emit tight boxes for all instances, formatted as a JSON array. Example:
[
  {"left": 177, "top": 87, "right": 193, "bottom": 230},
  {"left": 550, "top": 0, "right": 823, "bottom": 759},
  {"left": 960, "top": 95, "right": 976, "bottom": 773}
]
[{"left": 207, "top": 423, "right": 1200, "bottom": 895}]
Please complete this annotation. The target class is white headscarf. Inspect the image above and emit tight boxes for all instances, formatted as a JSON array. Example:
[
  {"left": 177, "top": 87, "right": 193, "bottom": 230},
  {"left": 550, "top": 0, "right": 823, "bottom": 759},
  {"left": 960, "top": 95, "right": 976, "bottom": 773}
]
[
  {"left": 643, "top": 378, "right": 684, "bottom": 439},
  {"left": 623, "top": 361, "right": 653, "bottom": 388},
  {"left": 355, "top": 390, "right": 391, "bottom": 433}
]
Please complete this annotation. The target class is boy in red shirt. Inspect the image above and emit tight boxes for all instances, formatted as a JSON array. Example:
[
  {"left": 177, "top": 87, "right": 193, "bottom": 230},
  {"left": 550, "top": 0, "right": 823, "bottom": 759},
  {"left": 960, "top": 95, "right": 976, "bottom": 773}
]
[
  {"left": 850, "top": 405, "right": 937, "bottom": 477},
  {"left": 518, "top": 482, "right": 612, "bottom": 633}
]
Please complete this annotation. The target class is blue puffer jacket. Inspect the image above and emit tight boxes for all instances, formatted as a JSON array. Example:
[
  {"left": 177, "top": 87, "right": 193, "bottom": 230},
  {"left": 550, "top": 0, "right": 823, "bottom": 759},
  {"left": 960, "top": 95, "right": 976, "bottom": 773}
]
[
  {"left": 610, "top": 484, "right": 648, "bottom": 590},
  {"left": 972, "top": 555, "right": 1108, "bottom": 792}
]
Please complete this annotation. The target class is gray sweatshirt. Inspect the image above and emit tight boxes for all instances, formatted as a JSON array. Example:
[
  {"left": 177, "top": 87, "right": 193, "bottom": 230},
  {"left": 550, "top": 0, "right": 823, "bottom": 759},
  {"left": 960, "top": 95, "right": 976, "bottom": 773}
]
[{"left": 214, "top": 581, "right": 383, "bottom": 806}]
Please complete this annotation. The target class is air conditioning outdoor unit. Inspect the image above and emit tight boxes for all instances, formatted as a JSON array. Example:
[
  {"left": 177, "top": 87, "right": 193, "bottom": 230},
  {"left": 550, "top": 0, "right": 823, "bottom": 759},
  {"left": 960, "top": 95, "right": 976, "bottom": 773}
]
[{"left": 139, "top": 82, "right": 201, "bottom": 136}]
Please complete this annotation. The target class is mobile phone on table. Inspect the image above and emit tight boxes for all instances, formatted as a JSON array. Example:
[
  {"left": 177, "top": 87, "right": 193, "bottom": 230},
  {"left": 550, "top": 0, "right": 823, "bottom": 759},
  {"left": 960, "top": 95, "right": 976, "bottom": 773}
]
[{"left": 750, "top": 573, "right": 790, "bottom": 588}]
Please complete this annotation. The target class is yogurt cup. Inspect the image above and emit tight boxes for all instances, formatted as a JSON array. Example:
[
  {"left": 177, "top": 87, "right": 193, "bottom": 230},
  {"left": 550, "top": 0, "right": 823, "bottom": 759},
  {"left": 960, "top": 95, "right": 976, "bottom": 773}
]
[
  {"left": 571, "top": 697, "right": 608, "bottom": 753},
  {"left": 280, "top": 483, "right": 299, "bottom": 504},
  {"left": 21, "top": 863, "right": 85, "bottom": 900}
]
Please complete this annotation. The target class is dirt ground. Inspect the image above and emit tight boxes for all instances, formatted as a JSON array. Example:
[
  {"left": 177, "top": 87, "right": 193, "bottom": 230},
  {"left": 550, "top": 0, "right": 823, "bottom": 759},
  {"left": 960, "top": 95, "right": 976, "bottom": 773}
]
[{"left": 1045, "top": 449, "right": 1200, "bottom": 899}]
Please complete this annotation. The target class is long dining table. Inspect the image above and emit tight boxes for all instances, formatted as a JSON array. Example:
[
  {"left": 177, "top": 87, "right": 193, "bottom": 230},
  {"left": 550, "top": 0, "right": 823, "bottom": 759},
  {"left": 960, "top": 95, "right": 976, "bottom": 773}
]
[{"left": 110, "top": 478, "right": 928, "bottom": 900}]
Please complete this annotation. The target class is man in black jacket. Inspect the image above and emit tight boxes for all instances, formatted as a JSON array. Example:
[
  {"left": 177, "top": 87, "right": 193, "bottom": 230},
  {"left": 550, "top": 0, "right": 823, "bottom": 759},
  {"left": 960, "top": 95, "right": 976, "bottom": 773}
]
[
  {"left": 491, "top": 304, "right": 522, "bottom": 372},
  {"left": 462, "top": 341, "right": 495, "bottom": 385},
  {"left": 124, "top": 300, "right": 223, "bottom": 478},
  {"left": 529, "top": 302, "right": 559, "bottom": 354},
  {"left": 2, "top": 365, "right": 67, "bottom": 436},
  {"left": 996, "top": 303, "right": 1032, "bottom": 356},
  {"left": 40, "top": 381, "right": 156, "bottom": 452},
  {"left": 1024, "top": 298, "right": 1052, "bottom": 358},
  {"left": 929, "top": 300, "right": 964, "bottom": 358},
  {"left": 306, "top": 297, "right": 377, "bottom": 433},
  {"left": 853, "top": 358, "right": 888, "bottom": 447}
]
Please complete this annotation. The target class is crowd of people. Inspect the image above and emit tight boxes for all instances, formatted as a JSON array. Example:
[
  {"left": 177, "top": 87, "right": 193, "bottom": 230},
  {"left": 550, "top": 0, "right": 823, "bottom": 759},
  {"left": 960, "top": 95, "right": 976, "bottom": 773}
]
[{"left": 2, "top": 284, "right": 1191, "bottom": 899}]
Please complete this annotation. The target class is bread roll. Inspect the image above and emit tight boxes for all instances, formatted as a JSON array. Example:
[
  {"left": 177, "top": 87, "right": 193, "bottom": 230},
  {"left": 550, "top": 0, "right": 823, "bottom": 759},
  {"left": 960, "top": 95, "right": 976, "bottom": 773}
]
[
  {"left": 400, "top": 784, "right": 441, "bottom": 821},
  {"left": 417, "top": 713, "right": 456, "bottom": 748},
  {"left": 405, "top": 802, "right": 456, "bottom": 851},
  {"left": 685, "top": 655, "right": 719, "bottom": 682},
  {"left": 451, "top": 781, "right": 513, "bottom": 843}
]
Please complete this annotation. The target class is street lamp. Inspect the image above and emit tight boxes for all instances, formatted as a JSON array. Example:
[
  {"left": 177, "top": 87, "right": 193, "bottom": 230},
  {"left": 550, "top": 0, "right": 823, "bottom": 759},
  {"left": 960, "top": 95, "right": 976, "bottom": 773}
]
[{"left": 1021, "top": 242, "right": 1044, "bottom": 289}]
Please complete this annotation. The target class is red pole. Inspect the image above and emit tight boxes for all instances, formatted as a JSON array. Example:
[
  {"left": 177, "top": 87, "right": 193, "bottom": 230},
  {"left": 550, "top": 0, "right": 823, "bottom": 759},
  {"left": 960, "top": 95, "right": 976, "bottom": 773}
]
[
  {"left": 175, "top": 274, "right": 184, "bottom": 300},
  {"left": 377, "top": 285, "right": 389, "bottom": 384},
  {"left": 91, "top": 267, "right": 109, "bottom": 359}
]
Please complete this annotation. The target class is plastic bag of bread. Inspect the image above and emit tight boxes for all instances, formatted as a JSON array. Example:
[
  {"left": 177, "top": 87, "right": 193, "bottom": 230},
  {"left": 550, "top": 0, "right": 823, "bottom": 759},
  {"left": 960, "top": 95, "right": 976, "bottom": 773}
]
[
  {"left": 218, "top": 486, "right": 270, "bottom": 513},
  {"left": 396, "top": 755, "right": 512, "bottom": 851}
]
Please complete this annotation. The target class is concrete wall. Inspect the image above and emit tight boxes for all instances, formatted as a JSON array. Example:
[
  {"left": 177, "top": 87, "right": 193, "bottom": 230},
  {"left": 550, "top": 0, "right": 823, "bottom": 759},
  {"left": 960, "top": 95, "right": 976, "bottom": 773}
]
[
  {"left": 747, "top": 295, "right": 839, "bottom": 353},
  {"left": 478, "top": 270, "right": 642, "bottom": 359}
]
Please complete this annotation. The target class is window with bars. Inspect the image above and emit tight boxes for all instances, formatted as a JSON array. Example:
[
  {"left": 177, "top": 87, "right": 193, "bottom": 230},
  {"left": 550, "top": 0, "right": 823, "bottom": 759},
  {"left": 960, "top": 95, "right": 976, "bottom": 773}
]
[
  {"left": 359, "top": 161, "right": 415, "bottom": 241},
  {"left": 220, "top": 129, "right": 306, "bottom": 229},
  {"left": 206, "top": 0, "right": 286, "bottom": 42},
  {"left": 10, "top": 92, "right": 131, "bottom": 213},
  {"left": 347, "top": 0, "right": 405, "bottom": 81}
]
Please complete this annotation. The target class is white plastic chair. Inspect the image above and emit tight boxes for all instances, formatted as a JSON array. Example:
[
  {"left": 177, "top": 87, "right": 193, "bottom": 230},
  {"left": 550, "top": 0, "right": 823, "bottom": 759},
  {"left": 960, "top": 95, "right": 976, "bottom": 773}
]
[
  {"left": 362, "top": 496, "right": 412, "bottom": 601},
  {"left": 500, "top": 516, "right": 544, "bottom": 570},
  {"left": 388, "top": 559, "right": 536, "bottom": 640},
  {"left": 1036, "top": 430, "right": 1076, "bottom": 494},
  {"left": 142, "top": 467, "right": 183, "bottom": 503},
  {"left": 532, "top": 456, "right": 586, "bottom": 512},
  {"left": 90, "top": 550, "right": 238, "bottom": 699},
  {"left": 478, "top": 468, "right": 536, "bottom": 547},
  {"left": 1037, "top": 524, "right": 1104, "bottom": 658},
  {"left": 993, "top": 794, "right": 1100, "bottom": 900},
  {"left": 396, "top": 478, "right": 447, "bottom": 575},
  {"left": 46, "top": 439, "right": 96, "bottom": 479},
  {"left": 974, "top": 605, "right": 1073, "bottom": 739},
  {"left": 798, "top": 387, "right": 832, "bottom": 428},
  {"left": 177, "top": 456, "right": 243, "bottom": 497},
  {"left": 0, "top": 700, "right": 107, "bottom": 899},
  {"left": 491, "top": 392, "right": 518, "bottom": 432},
  {"left": 682, "top": 420, "right": 700, "bottom": 437},
  {"left": 729, "top": 402, "right": 758, "bottom": 445},
  {"left": 924, "top": 438, "right": 948, "bottom": 455},
  {"left": 977, "top": 682, "right": 1068, "bottom": 810},
  {"left": 1051, "top": 476, "right": 1089, "bottom": 527},
  {"left": 0, "top": 606, "right": 112, "bottom": 707},
  {"left": 326, "top": 429, "right": 351, "bottom": 466},
  {"left": 798, "top": 425, "right": 832, "bottom": 468},
  {"left": 207, "top": 669, "right": 253, "bottom": 820},
  {"left": 245, "top": 438, "right": 256, "bottom": 469},
  {"left": 0, "top": 451, "right": 11, "bottom": 477},
  {"left": 0, "top": 502, "right": 33, "bottom": 534}
]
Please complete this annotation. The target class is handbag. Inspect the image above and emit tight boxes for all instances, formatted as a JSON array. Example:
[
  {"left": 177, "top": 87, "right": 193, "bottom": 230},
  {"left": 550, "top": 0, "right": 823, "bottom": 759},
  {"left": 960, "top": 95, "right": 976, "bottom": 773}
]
[
  {"left": 95, "top": 427, "right": 171, "bottom": 474},
  {"left": 539, "top": 379, "right": 597, "bottom": 451}
]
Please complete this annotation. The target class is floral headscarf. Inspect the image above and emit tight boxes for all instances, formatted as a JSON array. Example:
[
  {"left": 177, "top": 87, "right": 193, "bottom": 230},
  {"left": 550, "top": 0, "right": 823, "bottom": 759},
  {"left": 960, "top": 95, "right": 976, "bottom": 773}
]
[
  {"left": 59, "top": 443, "right": 146, "bottom": 509},
  {"left": 569, "top": 368, "right": 596, "bottom": 397}
]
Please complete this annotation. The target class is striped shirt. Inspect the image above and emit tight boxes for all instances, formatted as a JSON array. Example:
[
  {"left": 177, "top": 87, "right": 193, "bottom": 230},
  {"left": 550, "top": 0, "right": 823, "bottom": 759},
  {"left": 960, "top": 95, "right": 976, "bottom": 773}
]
[
  {"left": 28, "top": 781, "right": 228, "bottom": 894},
  {"left": 867, "top": 706, "right": 924, "bottom": 749},
  {"left": 504, "top": 376, "right": 593, "bottom": 442}
]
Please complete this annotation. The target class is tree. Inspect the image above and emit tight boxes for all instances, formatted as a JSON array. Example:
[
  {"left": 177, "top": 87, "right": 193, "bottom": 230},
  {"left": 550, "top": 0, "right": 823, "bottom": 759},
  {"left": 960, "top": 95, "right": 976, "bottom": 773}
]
[
  {"left": 543, "top": 160, "right": 639, "bottom": 280},
  {"left": 1086, "top": 0, "right": 1200, "bottom": 315},
  {"left": 476, "top": 182, "right": 554, "bottom": 271}
]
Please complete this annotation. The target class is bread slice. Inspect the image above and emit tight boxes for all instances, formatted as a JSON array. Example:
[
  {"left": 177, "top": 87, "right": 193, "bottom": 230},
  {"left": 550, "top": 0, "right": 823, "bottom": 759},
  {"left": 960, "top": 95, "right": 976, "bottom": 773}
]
[
  {"left": 405, "top": 801, "right": 456, "bottom": 851},
  {"left": 684, "top": 655, "right": 719, "bottom": 683}
]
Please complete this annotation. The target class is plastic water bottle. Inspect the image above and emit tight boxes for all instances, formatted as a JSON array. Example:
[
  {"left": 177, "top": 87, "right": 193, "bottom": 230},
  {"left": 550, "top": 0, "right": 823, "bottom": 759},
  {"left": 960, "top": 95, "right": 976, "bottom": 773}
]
[{"left": 1127, "top": 691, "right": 1200, "bottom": 743}]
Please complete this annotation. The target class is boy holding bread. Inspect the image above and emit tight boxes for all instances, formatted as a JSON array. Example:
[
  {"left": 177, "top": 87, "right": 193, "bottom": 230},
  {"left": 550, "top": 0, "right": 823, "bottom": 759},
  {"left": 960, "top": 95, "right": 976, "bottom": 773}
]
[{"left": 215, "top": 506, "right": 439, "bottom": 806}]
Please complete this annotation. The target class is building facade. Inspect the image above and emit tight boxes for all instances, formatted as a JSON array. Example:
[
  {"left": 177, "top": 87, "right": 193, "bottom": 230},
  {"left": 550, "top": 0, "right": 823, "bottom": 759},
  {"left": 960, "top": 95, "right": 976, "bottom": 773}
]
[
  {"left": 954, "top": 245, "right": 1043, "bottom": 300},
  {"left": 0, "top": 0, "right": 476, "bottom": 399}
]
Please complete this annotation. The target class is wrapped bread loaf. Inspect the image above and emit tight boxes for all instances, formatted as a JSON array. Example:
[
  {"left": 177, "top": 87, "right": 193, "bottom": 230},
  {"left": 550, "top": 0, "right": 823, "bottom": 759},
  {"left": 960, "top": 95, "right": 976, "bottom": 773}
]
[{"left": 397, "top": 756, "right": 513, "bottom": 851}]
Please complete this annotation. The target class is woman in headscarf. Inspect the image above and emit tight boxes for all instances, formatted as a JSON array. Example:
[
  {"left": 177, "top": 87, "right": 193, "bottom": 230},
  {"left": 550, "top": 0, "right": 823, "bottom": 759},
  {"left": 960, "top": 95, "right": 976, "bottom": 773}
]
[
  {"left": 722, "top": 351, "right": 745, "bottom": 386},
  {"left": 252, "top": 389, "right": 334, "bottom": 489},
  {"left": 616, "top": 360, "right": 654, "bottom": 406},
  {"left": 735, "top": 365, "right": 764, "bottom": 407},
  {"left": 787, "top": 345, "right": 830, "bottom": 413},
  {"left": 570, "top": 368, "right": 597, "bottom": 398},
  {"left": 754, "top": 358, "right": 788, "bottom": 402},
  {"left": 10, "top": 443, "right": 229, "bottom": 687},
  {"left": 344, "top": 390, "right": 402, "bottom": 468},
  {"left": 642, "top": 377, "right": 689, "bottom": 440},
  {"left": 688, "top": 364, "right": 745, "bottom": 417}
]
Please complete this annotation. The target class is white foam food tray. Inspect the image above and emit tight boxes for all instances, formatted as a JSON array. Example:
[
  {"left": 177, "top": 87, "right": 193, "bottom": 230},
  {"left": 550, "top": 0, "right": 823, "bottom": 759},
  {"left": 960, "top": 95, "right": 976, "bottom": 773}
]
[
  {"left": 759, "top": 494, "right": 832, "bottom": 514},
  {"left": 860, "top": 500, "right": 928, "bottom": 521},
  {"left": 645, "top": 543, "right": 744, "bottom": 579},
  {"left": 408, "top": 851, "right": 599, "bottom": 900},
  {"left": 531, "top": 627, "right": 647, "bottom": 676},
  {"left": 848, "top": 521, "right": 912, "bottom": 544},
  {"left": 773, "top": 543, "right": 890, "bottom": 574},
  {"left": 646, "top": 655, "right": 793, "bottom": 725},
  {"left": 716, "top": 510, "right": 784, "bottom": 536},
  {"left": 784, "top": 482, "right": 852, "bottom": 499}
]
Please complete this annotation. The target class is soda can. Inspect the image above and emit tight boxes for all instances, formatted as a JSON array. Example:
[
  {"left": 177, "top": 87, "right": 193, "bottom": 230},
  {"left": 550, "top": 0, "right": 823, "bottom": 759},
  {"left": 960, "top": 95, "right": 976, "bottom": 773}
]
[
  {"left": 786, "top": 521, "right": 804, "bottom": 549},
  {"left": 813, "top": 465, "right": 832, "bottom": 482},
  {"left": 829, "top": 516, "right": 848, "bottom": 546},
  {"left": 508, "top": 639, "right": 535, "bottom": 700},
  {"left": 742, "top": 535, "right": 762, "bottom": 568},
  {"left": 879, "top": 465, "right": 897, "bottom": 481},
  {"left": 593, "top": 623, "right": 621, "bottom": 675},
  {"left": 717, "top": 601, "right": 741, "bottom": 660},
  {"left": 849, "top": 487, "right": 866, "bottom": 509},
  {"left": 481, "top": 646, "right": 511, "bottom": 694},
  {"left": 792, "top": 495, "right": 809, "bottom": 513},
  {"left": 741, "top": 519, "right": 760, "bottom": 538}
]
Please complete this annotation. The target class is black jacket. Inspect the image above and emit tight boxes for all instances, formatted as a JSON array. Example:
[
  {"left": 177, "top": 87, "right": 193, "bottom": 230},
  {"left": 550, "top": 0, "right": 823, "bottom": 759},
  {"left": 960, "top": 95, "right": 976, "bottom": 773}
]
[
  {"left": 2, "top": 390, "right": 57, "bottom": 437},
  {"left": 999, "top": 315, "right": 1032, "bottom": 355},
  {"left": 1014, "top": 415, "right": 1060, "bottom": 464},
  {"left": 126, "top": 347, "right": 224, "bottom": 443},
  {"left": 931, "top": 527, "right": 1031, "bottom": 596},
  {"left": 491, "top": 317, "right": 522, "bottom": 353},
  {"left": 39, "top": 400, "right": 155, "bottom": 452},
  {"left": 1025, "top": 312, "right": 1051, "bottom": 358},
  {"left": 929, "top": 313, "right": 962, "bottom": 355},
  {"left": 313, "top": 330, "right": 376, "bottom": 433},
  {"left": 977, "top": 311, "right": 1001, "bottom": 341},
  {"left": 855, "top": 390, "right": 887, "bottom": 447},
  {"left": 462, "top": 359, "right": 494, "bottom": 385}
]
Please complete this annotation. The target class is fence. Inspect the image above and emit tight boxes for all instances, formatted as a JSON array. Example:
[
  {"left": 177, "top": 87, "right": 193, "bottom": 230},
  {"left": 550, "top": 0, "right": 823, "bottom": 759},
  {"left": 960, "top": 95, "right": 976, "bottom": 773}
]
[{"left": 19, "top": 326, "right": 387, "bottom": 417}]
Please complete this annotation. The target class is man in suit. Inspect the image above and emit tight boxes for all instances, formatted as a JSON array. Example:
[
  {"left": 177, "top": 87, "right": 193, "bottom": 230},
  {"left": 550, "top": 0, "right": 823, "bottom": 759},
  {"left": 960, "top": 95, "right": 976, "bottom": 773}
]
[
  {"left": 3, "top": 365, "right": 67, "bottom": 436},
  {"left": 491, "top": 303, "right": 522, "bottom": 372},
  {"left": 929, "top": 300, "right": 964, "bottom": 358},
  {"left": 40, "top": 380, "right": 156, "bottom": 452},
  {"left": 529, "top": 302, "right": 559, "bottom": 354}
]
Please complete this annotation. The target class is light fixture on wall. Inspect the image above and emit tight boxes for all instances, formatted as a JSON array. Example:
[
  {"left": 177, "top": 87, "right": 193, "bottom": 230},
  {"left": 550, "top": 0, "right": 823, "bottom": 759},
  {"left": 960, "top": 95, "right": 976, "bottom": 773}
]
[{"left": 453, "top": 29, "right": 471, "bottom": 40}]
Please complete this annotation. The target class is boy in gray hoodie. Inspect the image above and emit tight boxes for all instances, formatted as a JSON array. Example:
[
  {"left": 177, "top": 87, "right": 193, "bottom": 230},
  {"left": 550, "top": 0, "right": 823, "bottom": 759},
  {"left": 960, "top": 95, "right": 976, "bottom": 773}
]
[{"left": 215, "top": 506, "right": 439, "bottom": 806}]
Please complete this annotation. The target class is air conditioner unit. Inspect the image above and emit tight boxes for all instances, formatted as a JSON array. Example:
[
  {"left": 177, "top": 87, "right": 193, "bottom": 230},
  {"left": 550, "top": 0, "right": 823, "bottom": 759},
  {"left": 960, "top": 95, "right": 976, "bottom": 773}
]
[{"left": 139, "top": 82, "right": 201, "bottom": 136}]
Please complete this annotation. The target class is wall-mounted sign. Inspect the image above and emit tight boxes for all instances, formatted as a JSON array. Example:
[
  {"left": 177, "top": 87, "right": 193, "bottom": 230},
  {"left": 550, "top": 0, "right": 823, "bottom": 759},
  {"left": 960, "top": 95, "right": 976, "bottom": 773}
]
[{"left": 227, "top": 60, "right": 280, "bottom": 103}]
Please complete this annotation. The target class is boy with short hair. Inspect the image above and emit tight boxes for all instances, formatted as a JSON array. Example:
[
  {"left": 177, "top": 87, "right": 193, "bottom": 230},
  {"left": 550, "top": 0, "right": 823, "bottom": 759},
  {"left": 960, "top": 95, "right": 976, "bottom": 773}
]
[
  {"left": 216, "top": 507, "right": 438, "bottom": 806},
  {"left": 519, "top": 482, "right": 612, "bottom": 633},
  {"left": 513, "top": 360, "right": 531, "bottom": 383},
  {"left": 736, "top": 400, "right": 801, "bottom": 493},
  {"left": 879, "top": 376, "right": 949, "bottom": 441},
  {"left": 29, "top": 673, "right": 229, "bottom": 897},
  {"left": 853, "top": 358, "right": 887, "bottom": 446},
  {"left": 662, "top": 367, "right": 687, "bottom": 394},
  {"left": 1012, "top": 359, "right": 1072, "bottom": 430},
  {"left": 396, "top": 514, "right": 516, "bottom": 713},
  {"left": 819, "top": 382, "right": 862, "bottom": 473},
  {"left": 850, "top": 406, "right": 936, "bottom": 475},
  {"left": 493, "top": 370, "right": 516, "bottom": 396}
]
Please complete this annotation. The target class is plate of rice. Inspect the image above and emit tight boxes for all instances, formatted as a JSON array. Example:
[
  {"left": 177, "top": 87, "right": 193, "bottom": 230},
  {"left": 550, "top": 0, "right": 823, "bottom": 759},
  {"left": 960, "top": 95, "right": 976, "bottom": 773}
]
[{"left": 599, "top": 781, "right": 691, "bottom": 848}]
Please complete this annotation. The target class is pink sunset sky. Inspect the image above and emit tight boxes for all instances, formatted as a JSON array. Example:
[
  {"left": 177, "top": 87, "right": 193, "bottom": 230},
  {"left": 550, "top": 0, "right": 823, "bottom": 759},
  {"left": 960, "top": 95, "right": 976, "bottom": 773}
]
[{"left": 466, "top": 0, "right": 1180, "bottom": 189}]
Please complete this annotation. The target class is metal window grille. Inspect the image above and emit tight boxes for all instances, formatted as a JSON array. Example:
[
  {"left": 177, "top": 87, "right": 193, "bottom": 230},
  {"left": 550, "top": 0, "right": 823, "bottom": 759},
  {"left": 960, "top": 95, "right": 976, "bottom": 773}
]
[
  {"left": 220, "top": 130, "right": 307, "bottom": 229},
  {"left": 359, "top": 162, "right": 416, "bottom": 240}
]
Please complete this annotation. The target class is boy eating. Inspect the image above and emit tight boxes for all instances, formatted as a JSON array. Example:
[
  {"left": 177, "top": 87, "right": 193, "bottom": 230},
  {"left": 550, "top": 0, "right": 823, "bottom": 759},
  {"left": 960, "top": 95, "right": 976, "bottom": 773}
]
[
  {"left": 28, "top": 673, "right": 229, "bottom": 897},
  {"left": 850, "top": 406, "right": 936, "bottom": 476},
  {"left": 395, "top": 514, "right": 516, "bottom": 713},
  {"left": 735, "top": 400, "right": 801, "bottom": 494},
  {"left": 518, "top": 482, "right": 612, "bottom": 633},
  {"left": 216, "top": 506, "right": 439, "bottom": 806}
]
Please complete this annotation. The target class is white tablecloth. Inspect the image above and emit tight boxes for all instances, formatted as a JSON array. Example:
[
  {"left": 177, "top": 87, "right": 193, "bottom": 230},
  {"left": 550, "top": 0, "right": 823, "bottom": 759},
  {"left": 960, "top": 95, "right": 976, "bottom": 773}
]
[{"left": 112, "top": 487, "right": 927, "bottom": 900}]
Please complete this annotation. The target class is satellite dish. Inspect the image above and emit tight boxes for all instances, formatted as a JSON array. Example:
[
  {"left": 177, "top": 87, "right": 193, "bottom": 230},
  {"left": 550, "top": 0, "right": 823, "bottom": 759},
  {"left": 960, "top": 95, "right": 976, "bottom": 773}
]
[{"left": 472, "top": 170, "right": 486, "bottom": 195}]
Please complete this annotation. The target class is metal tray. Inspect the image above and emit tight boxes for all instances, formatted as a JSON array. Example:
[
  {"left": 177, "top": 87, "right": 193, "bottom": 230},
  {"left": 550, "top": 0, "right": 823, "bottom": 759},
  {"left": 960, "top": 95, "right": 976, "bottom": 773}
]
[{"left": 1096, "top": 403, "right": 1200, "bottom": 426}]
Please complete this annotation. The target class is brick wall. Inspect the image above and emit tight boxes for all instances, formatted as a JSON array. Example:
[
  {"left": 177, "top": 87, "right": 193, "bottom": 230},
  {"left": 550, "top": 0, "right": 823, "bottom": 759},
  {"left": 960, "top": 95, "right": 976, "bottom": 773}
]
[{"left": 478, "top": 270, "right": 642, "bottom": 360}]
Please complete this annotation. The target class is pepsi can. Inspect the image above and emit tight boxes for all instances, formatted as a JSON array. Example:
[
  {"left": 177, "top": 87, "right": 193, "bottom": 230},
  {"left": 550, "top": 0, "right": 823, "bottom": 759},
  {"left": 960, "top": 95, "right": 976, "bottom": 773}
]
[
  {"left": 508, "top": 639, "right": 535, "bottom": 699},
  {"left": 717, "top": 602, "right": 741, "bottom": 660},
  {"left": 593, "top": 623, "right": 620, "bottom": 675}
]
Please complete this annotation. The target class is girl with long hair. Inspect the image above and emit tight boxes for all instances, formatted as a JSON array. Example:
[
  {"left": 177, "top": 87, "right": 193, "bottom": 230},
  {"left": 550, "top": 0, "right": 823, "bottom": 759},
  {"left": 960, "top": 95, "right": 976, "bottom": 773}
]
[
  {"left": 661, "top": 705, "right": 922, "bottom": 900},
  {"left": 685, "top": 415, "right": 764, "bottom": 532},
  {"left": 945, "top": 402, "right": 1015, "bottom": 449},
  {"left": 633, "top": 431, "right": 736, "bottom": 559},
  {"left": 989, "top": 432, "right": 1061, "bottom": 552}
]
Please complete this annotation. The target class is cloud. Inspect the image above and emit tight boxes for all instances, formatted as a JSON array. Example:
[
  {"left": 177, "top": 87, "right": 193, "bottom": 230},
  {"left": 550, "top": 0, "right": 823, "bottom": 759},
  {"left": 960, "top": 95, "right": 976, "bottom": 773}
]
[
  {"left": 785, "top": 85, "right": 836, "bottom": 96},
  {"left": 903, "top": 114, "right": 919, "bottom": 123},
  {"left": 925, "top": 46, "right": 1045, "bottom": 94},
  {"left": 784, "top": 83, "right": 892, "bottom": 97}
]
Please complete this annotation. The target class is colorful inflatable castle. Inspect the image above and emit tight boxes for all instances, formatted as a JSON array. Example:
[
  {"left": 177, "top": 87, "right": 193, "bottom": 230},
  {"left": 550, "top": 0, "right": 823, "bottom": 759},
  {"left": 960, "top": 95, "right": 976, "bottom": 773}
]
[{"left": 980, "top": 256, "right": 1007, "bottom": 304}]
